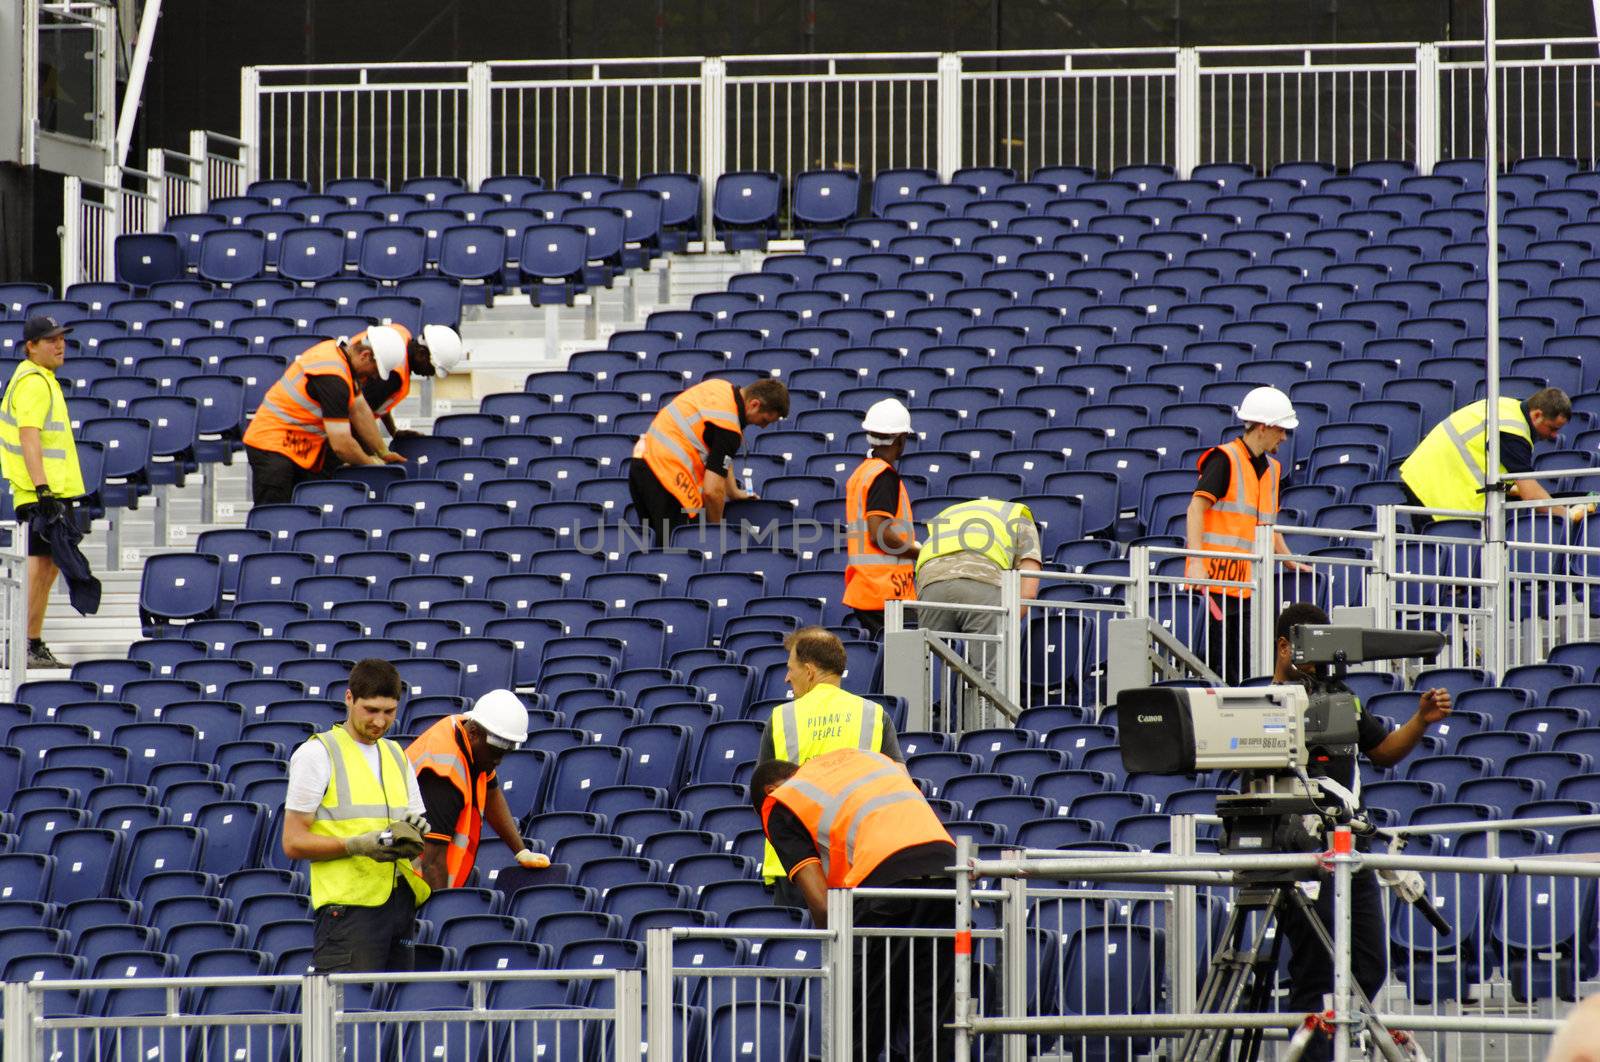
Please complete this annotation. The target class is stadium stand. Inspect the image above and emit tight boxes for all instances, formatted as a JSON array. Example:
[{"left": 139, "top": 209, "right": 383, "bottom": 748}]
[{"left": 8, "top": 152, "right": 1600, "bottom": 1053}]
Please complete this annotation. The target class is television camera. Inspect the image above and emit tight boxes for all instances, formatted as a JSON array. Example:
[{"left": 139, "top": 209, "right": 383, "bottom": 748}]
[{"left": 1115, "top": 625, "right": 1448, "bottom": 1061}]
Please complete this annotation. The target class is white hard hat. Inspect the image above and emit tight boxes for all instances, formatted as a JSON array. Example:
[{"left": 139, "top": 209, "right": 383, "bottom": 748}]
[
  {"left": 421, "top": 324, "right": 465, "bottom": 377},
  {"left": 462, "top": 688, "right": 529, "bottom": 748},
  {"left": 861, "top": 397, "right": 913, "bottom": 437},
  {"left": 1235, "top": 385, "right": 1298, "bottom": 429},
  {"left": 365, "top": 325, "right": 406, "bottom": 381}
]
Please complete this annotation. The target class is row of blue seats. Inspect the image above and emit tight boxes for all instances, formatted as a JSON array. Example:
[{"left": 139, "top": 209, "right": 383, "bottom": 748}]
[
  {"left": 116, "top": 220, "right": 644, "bottom": 305},
  {"left": 0, "top": 284, "right": 455, "bottom": 345}
]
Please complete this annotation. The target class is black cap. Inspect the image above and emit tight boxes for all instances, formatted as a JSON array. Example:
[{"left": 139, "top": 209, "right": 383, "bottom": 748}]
[{"left": 23, "top": 316, "right": 70, "bottom": 343}]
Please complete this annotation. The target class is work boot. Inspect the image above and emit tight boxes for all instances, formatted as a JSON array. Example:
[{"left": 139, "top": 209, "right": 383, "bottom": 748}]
[{"left": 27, "top": 640, "right": 65, "bottom": 669}]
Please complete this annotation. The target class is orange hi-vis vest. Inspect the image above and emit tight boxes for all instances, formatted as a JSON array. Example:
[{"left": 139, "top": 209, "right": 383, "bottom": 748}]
[
  {"left": 356, "top": 324, "right": 412, "bottom": 417},
  {"left": 763, "top": 748, "right": 954, "bottom": 889},
  {"left": 405, "top": 715, "right": 491, "bottom": 889},
  {"left": 843, "top": 457, "right": 917, "bottom": 611},
  {"left": 242, "top": 340, "right": 356, "bottom": 469},
  {"left": 638, "top": 379, "right": 743, "bottom": 514},
  {"left": 1197, "top": 437, "right": 1281, "bottom": 598}
]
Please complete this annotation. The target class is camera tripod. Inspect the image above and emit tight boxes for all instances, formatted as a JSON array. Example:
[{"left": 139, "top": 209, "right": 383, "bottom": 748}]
[{"left": 1173, "top": 873, "right": 1421, "bottom": 1062}]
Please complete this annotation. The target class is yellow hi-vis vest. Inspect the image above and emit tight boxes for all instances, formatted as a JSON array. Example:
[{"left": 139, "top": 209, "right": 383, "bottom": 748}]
[
  {"left": 761, "top": 682, "right": 890, "bottom": 882},
  {"left": 1400, "top": 397, "right": 1532, "bottom": 517},
  {"left": 306, "top": 726, "right": 432, "bottom": 911},
  {"left": 915, "top": 498, "right": 1032, "bottom": 574},
  {"left": 0, "top": 359, "right": 84, "bottom": 507}
]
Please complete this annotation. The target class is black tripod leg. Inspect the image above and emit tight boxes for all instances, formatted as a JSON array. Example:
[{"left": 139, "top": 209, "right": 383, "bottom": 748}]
[
  {"left": 1178, "top": 901, "right": 1253, "bottom": 1061},
  {"left": 1178, "top": 893, "right": 1282, "bottom": 1062}
]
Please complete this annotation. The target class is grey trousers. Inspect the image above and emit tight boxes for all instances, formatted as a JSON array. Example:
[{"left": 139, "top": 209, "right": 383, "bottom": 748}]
[{"left": 916, "top": 577, "right": 1003, "bottom": 686}]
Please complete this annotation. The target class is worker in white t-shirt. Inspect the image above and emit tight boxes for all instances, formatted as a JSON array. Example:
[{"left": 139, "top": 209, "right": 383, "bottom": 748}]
[{"left": 281, "top": 658, "right": 432, "bottom": 973}]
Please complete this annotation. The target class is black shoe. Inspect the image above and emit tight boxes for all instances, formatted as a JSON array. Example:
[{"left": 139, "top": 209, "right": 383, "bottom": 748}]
[{"left": 27, "top": 641, "right": 65, "bottom": 669}]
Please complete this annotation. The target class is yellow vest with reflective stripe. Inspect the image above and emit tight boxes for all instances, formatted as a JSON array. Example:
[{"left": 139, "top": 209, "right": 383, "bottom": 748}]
[
  {"left": 306, "top": 726, "right": 432, "bottom": 910},
  {"left": 1400, "top": 398, "right": 1531, "bottom": 517},
  {"left": 762, "top": 683, "right": 889, "bottom": 881},
  {"left": 0, "top": 359, "right": 84, "bottom": 507},
  {"left": 915, "top": 498, "right": 1032, "bottom": 573}
]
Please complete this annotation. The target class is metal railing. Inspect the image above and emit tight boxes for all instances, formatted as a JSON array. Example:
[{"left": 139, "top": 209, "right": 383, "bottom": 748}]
[
  {"left": 0, "top": 529, "right": 27, "bottom": 699},
  {"left": 956, "top": 818, "right": 1600, "bottom": 1061},
  {"left": 1193, "top": 42, "right": 1425, "bottom": 174},
  {"left": 887, "top": 494, "right": 1600, "bottom": 728},
  {"left": 237, "top": 37, "right": 1600, "bottom": 197},
  {"left": 58, "top": 131, "right": 242, "bottom": 289},
  {"left": 491, "top": 58, "right": 705, "bottom": 189},
  {"left": 63, "top": 36, "right": 1600, "bottom": 286},
  {"left": 2, "top": 968, "right": 641, "bottom": 1062},
  {"left": 58, "top": 173, "right": 154, "bottom": 289},
  {"left": 1438, "top": 38, "right": 1600, "bottom": 171}
]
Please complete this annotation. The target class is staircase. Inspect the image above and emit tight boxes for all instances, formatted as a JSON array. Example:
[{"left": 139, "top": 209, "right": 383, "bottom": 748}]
[{"left": 40, "top": 251, "right": 768, "bottom": 668}]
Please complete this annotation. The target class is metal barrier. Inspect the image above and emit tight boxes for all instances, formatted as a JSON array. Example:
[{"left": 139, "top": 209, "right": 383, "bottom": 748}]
[
  {"left": 1439, "top": 38, "right": 1600, "bottom": 168},
  {"left": 885, "top": 493, "right": 1600, "bottom": 729},
  {"left": 884, "top": 595, "right": 1021, "bottom": 734},
  {"left": 58, "top": 172, "right": 154, "bottom": 288},
  {"left": 195, "top": 129, "right": 250, "bottom": 203},
  {"left": 149, "top": 145, "right": 205, "bottom": 218},
  {"left": 242, "top": 62, "right": 474, "bottom": 190},
  {"left": 959, "top": 49, "right": 1181, "bottom": 178},
  {"left": 1, "top": 968, "right": 641, "bottom": 1062},
  {"left": 64, "top": 36, "right": 1600, "bottom": 284},
  {"left": 489, "top": 58, "right": 705, "bottom": 189},
  {"left": 956, "top": 823, "right": 1600, "bottom": 1061},
  {"left": 1193, "top": 43, "right": 1426, "bottom": 174},
  {"left": 725, "top": 53, "right": 945, "bottom": 194},
  {"left": 58, "top": 129, "right": 240, "bottom": 289},
  {"left": 1504, "top": 488, "right": 1600, "bottom": 670},
  {"left": 235, "top": 37, "right": 1600, "bottom": 194},
  {"left": 0, "top": 531, "right": 27, "bottom": 698}
]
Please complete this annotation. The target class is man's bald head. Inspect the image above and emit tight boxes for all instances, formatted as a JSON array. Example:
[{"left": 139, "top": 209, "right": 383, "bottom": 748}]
[{"left": 1548, "top": 995, "right": 1600, "bottom": 1062}]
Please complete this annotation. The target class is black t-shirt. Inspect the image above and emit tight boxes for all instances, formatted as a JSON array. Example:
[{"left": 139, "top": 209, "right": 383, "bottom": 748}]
[
  {"left": 1195, "top": 445, "right": 1272, "bottom": 501},
  {"left": 1500, "top": 400, "right": 1536, "bottom": 476},
  {"left": 362, "top": 373, "right": 403, "bottom": 417},
  {"left": 700, "top": 385, "right": 749, "bottom": 477},
  {"left": 304, "top": 375, "right": 353, "bottom": 420},
  {"left": 863, "top": 465, "right": 902, "bottom": 516},
  {"left": 765, "top": 800, "right": 954, "bottom": 885}
]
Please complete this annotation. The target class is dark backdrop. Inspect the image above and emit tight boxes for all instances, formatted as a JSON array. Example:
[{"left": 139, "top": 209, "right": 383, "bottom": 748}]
[{"left": 140, "top": 0, "right": 1589, "bottom": 151}]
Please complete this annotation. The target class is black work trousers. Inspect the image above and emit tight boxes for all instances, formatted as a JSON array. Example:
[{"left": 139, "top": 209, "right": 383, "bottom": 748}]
[
  {"left": 247, "top": 445, "right": 327, "bottom": 507},
  {"left": 311, "top": 883, "right": 417, "bottom": 974},
  {"left": 1279, "top": 868, "right": 1389, "bottom": 1062},
  {"left": 628, "top": 459, "right": 692, "bottom": 544},
  {"left": 1203, "top": 591, "right": 1253, "bottom": 686},
  {"left": 853, "top": 885, "right": 957, "bottom": 1062},
  {"left": 852, "top": 608, "right": 886, "bottom": 638}
]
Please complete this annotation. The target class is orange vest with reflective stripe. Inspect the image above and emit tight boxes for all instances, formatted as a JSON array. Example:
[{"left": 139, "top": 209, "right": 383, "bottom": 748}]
[
  {"left": 763, "top": 748, "right": 953, "bottom": 889},
  {"left": 242, "top": 340, "right": 356, "bottom": 470},
  {"left": 404, "top": 715, "right": 491, "bottom": 889},
  {"left": 638, "top": 379, "right": 743, "bottom": 514},
  {"left": 356, "top": 324, "right": 412, "bottom": 417},
  {"left": 1197, "top": 437, "right": 1280, "bottom": 598},
  {"left": 843, "top": 457, "right": 917, "bottom": 611}
]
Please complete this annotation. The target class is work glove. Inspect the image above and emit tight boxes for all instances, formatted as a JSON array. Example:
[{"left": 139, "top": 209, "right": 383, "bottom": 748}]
[
  {"left": 384, "top": 818, "right": 426, "bottom": 861},
  {"left": 514, "top": 848, "right": 551, "bottom": 869},
  {"left": 1567, "top": 502, "right": 1597, "bottom": 522},
  {"left": 345, "top": 829, "right": 400, "bottom": 862},
  {"left": 400, "top": 811, "right": 431, "bottom": 837},
  {"left": 32, "top": 488, "right": 65, "bottom": 524}
]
